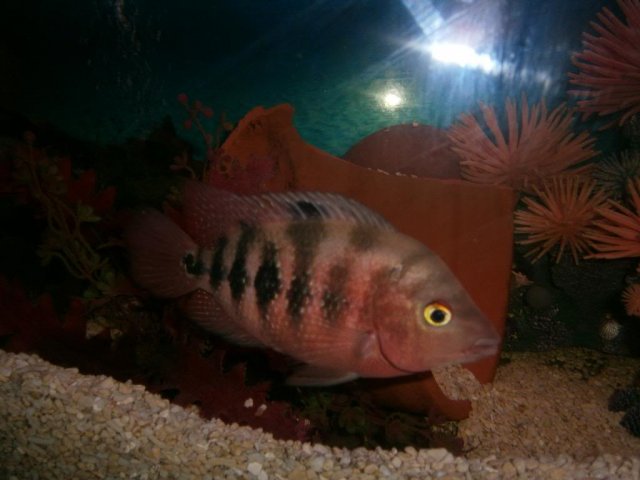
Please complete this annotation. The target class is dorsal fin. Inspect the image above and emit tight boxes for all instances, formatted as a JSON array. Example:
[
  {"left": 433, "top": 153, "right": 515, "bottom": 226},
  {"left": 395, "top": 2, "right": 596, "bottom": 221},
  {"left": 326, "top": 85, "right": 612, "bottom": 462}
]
[
  {"left": 181, "top": 180, "right": 394, "bottom": 245},
  {"left": 253, "top": 190, "right": 394, "bottom": 229}
]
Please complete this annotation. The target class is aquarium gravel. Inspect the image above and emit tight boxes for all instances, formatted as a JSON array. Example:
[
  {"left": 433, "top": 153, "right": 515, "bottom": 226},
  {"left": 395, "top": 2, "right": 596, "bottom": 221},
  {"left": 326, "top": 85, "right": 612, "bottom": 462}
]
[{"left": 1, "top": 349, "right": 640, "bottom": 480}]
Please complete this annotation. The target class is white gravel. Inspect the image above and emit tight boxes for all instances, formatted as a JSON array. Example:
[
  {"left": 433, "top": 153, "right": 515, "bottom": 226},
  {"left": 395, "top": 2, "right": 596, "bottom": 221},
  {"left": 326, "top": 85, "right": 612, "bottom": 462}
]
[{"left": 1, "top": 348, "right": 639, "bottom": 479}]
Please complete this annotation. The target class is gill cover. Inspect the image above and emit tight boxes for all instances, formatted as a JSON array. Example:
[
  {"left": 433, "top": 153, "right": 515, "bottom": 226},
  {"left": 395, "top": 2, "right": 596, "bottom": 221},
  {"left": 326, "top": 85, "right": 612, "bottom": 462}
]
[{"left": 372, "top": 250, "right": 499, "bottom": 373}]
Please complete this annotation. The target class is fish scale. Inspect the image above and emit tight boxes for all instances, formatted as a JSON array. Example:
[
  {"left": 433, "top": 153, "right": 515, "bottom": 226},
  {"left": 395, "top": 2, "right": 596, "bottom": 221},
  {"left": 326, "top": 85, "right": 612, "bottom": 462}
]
[
  {"left": 209, "top": 219, "right": 369, "bottom": 360},
  {"left": 251, "top": 223, "right": 378, "bottom": 366},
  {"left": 125, "top": 180, "right": 501, "bottom": 386}
]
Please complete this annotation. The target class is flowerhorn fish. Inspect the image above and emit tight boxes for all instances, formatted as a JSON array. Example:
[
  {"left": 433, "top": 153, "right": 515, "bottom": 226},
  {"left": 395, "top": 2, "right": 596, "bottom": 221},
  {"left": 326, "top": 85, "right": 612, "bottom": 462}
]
[{"left": 125, "top": 180, "right": 500, "bottom": 386}]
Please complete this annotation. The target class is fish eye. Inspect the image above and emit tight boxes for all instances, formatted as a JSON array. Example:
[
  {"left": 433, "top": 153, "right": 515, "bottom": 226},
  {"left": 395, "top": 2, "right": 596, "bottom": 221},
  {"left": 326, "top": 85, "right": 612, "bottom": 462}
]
[{"left": 423, "top": 302, "right": 452, "bottom": 327}]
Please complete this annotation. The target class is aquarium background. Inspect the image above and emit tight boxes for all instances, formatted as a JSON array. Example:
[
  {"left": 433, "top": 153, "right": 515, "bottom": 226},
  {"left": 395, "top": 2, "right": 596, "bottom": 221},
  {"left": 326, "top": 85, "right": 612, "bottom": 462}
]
[
  {"left": 2, "top": 0, "right": 640, "bottom": 451},
  {"left": 0, "top": 0, "right": 614, "bottom": 155}
]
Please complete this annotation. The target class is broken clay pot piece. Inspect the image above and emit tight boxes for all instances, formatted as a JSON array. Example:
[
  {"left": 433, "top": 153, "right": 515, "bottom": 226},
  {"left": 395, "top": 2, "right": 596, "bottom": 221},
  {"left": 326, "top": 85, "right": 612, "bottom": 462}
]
[
  {"left": 220, "top": 103, "right": 514, "bottom": 420},
  {"left": 342, "top": 123, "right": 462, "bottom": 180}
]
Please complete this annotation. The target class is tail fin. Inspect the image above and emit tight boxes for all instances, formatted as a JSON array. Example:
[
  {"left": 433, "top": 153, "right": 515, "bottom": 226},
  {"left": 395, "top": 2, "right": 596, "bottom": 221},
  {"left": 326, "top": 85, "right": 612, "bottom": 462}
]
[{"left": 124, "top": 209, "right": 202, "bottom": 298}]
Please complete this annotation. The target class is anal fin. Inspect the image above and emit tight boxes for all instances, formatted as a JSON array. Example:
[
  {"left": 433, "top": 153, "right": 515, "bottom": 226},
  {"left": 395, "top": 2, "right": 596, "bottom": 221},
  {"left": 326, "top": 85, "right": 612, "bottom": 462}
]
[{"left": 286, "top": 365, "right": 359, "bottom": 386}]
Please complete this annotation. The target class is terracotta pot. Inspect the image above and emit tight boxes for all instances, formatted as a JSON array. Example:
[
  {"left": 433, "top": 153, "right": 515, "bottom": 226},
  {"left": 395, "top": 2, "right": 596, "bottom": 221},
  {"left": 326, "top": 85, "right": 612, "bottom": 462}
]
[
  {"left": 221, "top": 104, "right": 514, "bottom": 420},
  {"left": 343, "top": 123, "right": 462, "bottom": 180}
]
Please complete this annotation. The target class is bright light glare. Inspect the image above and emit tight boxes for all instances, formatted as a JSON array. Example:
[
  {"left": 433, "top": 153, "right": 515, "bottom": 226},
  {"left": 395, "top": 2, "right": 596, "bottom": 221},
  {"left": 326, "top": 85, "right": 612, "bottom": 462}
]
[
  {"left": 379, "top": 88, "right": 404, "bottom": 109},
  {"left": 428, "top": 42, "right": 498, "bottom": 73}
]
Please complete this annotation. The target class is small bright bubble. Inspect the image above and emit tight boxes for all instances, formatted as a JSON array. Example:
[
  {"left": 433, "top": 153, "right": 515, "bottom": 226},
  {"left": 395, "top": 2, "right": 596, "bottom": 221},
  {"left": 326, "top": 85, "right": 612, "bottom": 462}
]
[{"left": 380, "top": 88, "right": 404, "bottom": 109}]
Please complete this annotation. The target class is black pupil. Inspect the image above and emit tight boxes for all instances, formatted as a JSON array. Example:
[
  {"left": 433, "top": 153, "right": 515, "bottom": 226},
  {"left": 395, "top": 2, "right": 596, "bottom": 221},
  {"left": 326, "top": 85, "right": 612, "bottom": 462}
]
[{"left": 430, "top": 308, "right": 447, "bottom": 323}]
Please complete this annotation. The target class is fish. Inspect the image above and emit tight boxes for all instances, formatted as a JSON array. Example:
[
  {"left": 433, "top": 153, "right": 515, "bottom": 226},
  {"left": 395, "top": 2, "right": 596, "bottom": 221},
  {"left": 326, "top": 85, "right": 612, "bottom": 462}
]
[{"left": 125, "top": 180, "right": 500, "bottom": 386}]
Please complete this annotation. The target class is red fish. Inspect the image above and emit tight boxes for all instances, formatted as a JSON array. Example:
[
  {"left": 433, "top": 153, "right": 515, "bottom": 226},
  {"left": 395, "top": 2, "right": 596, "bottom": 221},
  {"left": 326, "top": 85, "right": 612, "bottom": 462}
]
[{"left": 125, "top": 180, "right": 500, "bottom": 385}]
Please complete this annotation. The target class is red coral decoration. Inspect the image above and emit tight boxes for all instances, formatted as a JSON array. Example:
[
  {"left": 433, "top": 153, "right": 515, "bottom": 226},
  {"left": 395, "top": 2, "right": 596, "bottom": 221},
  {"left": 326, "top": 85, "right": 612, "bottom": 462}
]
[
  {"left": 514, "top": 176, "right": 608, "bottom": 263},
  {"left": 588, "top": 178, "right": 640, "bottom": 258},
  {"left": 144, "top": 336, "right": 311, "bottom": 441},
  {"left": 448, "top": 97, "right": 597, "bottom": 190},
  {"left": 0, "top": 276, "right": 311, "bottom": 441},
  {"left": 57, "top": 157, "right": 116, "bottom": 216},
  {"left": 0, "top": 277, "right": 87, "bottom": 356},
  {"left": 7, "top": 136, "right": 115, "bottom": 215},
  {"left": 568, "top": 0, "right": 640, "bottom": 128},
  {"left": 205, "top": 150, "right": 276, "bottom": 194},
  {"left": 175, "top": 93, "right": 234, "bottom": 181},
  {"left": 173, "top": 94, "right": 276, "bottom": 194}
]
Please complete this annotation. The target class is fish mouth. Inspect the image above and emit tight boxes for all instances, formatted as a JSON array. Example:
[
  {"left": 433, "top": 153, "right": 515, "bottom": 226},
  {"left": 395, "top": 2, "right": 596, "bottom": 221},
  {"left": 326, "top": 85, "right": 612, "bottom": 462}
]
[
  {"left": 377, "top": 338, "right": 500, "bottom": 375},
  {"left": 462, "top": 336, "right": 501, "bottom": 360}
]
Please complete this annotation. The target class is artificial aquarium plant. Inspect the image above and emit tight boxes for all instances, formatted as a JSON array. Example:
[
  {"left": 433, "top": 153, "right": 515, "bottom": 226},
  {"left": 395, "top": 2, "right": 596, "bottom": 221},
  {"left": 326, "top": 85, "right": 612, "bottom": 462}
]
[{"left": 0, "top": 109, "right": 314, "bottom": 442}]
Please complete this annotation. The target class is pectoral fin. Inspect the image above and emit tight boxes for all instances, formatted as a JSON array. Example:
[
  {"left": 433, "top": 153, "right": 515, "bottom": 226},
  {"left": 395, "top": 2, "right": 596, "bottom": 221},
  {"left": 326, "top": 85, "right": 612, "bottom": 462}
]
[
  {"left": 180, "top": 289, "right": 262, "bottom": 347},
  {"left": 286, "top": 365, "right": 359, "bottom": 386}
]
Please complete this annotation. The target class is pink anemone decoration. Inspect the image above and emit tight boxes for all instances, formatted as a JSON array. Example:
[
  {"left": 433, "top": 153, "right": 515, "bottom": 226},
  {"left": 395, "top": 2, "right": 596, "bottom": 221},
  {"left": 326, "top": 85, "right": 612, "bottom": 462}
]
[
  {"left": 514, "top": 176, "right": 608, "bottom": 263},
  {"left": 448, "top": 97, "right": 597, "bottom": 191},
  {"left": 588, "top": 178, "right": 640, "bottom": 259},
  {"left": 622, "top": 283, "right": 640, "bottom": 316},
  {"left": 568, "top": 0, "right": 640, "bottom": 127}
]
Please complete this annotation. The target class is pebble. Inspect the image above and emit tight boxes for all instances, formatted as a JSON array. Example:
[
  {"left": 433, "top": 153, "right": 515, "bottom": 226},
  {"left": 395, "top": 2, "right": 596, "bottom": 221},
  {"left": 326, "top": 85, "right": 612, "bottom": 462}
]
[
  {"left": 500, "top": 461, "right": 516, "bottom": 477},
  {"left": 308, "top": 456, "right": 324, "bottom": 472},
  {"left": 1, "top": 350, "right": 640, "bottom": 480},
  {"left": 247, "top": 461, "right": 262, "bottom": 475},
  {"left": 425, "top": 448, "right": 450, "bottom": 463}
]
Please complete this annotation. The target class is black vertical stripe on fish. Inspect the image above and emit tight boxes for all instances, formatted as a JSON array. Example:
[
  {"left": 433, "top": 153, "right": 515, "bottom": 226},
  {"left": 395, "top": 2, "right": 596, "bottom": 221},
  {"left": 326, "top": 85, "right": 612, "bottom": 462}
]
[
  {"left": 321, "top": 264, "right": 350, "bottom": 324},
  {"left": 183, "top": 248, "right": 207, "bottom": 275},
  {"left": 228, "top": 223, "right": 257, "bottom": 302},
  {"left": 210, "top": 236, "right": 229, "bottom": 290},
  {"left": 254, "top": 240, "right": 282, "bottom": 318},
  {"left": 285, "top": 221, "right": 326, "bottom": 260},
  {"left": 286, "top": 272, "right": 312, "bottom": 324},
  {"left": 285, "top": 221, "right": 326, "bottom": 323},
  {"left": 349, "top": 224, "right": 380, "bottom": 251},
  {"left": 292, "top": 200, "right": 322, "bottom": 219}
]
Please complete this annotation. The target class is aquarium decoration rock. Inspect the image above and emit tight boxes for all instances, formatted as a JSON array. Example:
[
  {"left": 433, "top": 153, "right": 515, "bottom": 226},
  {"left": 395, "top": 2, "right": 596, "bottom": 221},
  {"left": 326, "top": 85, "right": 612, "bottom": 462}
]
[
  {"left": 621, "top": 405, "right": 640, "bottom": 438},
  {"left": 609, "top": 387, "right": 640, "bottom": 412}
]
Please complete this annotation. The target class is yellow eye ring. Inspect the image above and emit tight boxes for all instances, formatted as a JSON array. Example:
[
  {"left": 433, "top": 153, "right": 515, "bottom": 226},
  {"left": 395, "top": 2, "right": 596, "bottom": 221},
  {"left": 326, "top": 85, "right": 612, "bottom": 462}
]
[{"left": 423, "top": 302, "right": 452, "bottom": 326}]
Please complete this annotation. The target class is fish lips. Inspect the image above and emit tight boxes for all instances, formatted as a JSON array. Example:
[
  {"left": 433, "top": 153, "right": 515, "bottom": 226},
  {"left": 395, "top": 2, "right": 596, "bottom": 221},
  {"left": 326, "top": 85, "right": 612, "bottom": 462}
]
[
  {"left": 377, "top": 333, "right": 501, "bottom": 375},
  {"left": 460, "top": 336, "right": 501, "bottom": 363}
]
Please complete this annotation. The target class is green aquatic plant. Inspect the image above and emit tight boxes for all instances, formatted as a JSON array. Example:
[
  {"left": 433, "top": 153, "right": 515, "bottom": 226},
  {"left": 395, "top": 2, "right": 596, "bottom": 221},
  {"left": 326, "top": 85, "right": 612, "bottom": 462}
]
[{"left": 7, "top": 133, "right": 118, "bottom": 298}]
